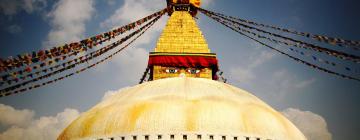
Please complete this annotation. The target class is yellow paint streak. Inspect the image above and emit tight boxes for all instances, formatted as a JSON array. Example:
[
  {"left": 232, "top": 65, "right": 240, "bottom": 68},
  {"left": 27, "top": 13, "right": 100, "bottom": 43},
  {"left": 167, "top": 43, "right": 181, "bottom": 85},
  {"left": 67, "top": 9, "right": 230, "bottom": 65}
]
[
  {"left": 240, "top": 103, "right": 285, "bottom": 136},
  {"left": 185, "top": 100, "right": 199, "bottom": 131},
  {"left": 81, "top": 111, "right": 102, "bottom": 137},
  {"left": 125, "top": 102, "right": 153, "bottom": 132}
]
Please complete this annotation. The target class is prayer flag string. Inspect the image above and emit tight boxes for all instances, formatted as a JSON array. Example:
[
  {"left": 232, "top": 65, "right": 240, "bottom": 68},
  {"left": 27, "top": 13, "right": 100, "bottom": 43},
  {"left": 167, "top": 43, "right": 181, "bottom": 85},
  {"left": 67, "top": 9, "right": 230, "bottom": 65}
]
[
  {"left": 0, "top": 8, "right": 167, "bottom": 72},
  {"left": 216, "top": 18, "right": 355, "bottom": 73},
  {"left": 217, "top": 71, "right": 227, "bottom": 83},
  {"left": 198, "top": 8, "right": 360, "bottom": 50},
  {"left": 198, "top": 8, "right": 360, "bottom": 63},
  {"left": 287, "top": 48, "right": 354, "bottom": 72},
  {"left": 0, "top": 17, "right": 160, "bottom": 87},
  {"left": 139, "top": 67, "right": 150, "bottom": 84},
  {"left": 0, "top": 14, "right": 163, "bottom": 95},
  {"left": 200, "top": 10, "right": 360, "bottom": 82}
]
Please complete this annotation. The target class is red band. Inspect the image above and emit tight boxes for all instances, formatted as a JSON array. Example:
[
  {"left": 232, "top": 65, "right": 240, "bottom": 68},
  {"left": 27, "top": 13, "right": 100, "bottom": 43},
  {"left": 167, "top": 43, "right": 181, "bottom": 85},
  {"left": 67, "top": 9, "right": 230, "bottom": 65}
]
[{"left": 148, "top": 55, "right": 218, "bottom": 71}]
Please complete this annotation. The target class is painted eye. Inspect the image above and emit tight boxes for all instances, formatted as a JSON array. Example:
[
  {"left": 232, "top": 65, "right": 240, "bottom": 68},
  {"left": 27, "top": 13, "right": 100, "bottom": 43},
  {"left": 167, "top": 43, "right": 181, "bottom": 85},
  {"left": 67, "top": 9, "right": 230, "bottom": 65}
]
[
  {"left": 166, "top": 68, "right": 178, "bottom": 73},
  {"left": 187, "top": 69, "right": 200, "bottom": 74}
]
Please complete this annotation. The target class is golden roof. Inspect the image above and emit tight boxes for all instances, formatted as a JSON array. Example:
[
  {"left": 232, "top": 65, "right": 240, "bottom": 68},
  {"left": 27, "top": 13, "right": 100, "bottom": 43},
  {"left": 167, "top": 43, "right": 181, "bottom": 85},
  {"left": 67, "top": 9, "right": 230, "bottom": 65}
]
[
  {"left": 154, "top": 11, "right": 210, "bottom": 53},
  {"left": 189, "top": 0, "right": 201, "bottom": 7},
  {"left": 58, "top": 77, "right": 306, "bottom": 140},
  {"left": 169, "top": 0, "right": 202, "bottom": 8}
]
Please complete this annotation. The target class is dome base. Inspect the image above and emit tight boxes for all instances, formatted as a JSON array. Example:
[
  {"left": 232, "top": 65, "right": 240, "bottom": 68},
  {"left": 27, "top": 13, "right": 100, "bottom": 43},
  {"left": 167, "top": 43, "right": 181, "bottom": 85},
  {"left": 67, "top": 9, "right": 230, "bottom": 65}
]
[
  {"left": 88, "top": 132, "right": 275, "bottom": 140},
  {"left": 58, "top": 77, "right": 306, "bottom": 140}
]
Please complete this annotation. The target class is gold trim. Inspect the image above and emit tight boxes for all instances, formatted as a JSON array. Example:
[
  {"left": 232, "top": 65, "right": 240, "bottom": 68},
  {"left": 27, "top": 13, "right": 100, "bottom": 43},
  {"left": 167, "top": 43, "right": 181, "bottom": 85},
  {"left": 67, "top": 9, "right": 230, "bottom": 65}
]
[{"left": 150, "top": 52, "right": 216, "bottom": 57}]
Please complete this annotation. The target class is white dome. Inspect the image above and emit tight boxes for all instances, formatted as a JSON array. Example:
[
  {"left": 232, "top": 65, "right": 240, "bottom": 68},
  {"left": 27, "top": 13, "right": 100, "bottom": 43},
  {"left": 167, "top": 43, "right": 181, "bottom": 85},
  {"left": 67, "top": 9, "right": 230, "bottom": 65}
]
[{"left": 58, "top": 77, "right": 306, "bottom": 140}]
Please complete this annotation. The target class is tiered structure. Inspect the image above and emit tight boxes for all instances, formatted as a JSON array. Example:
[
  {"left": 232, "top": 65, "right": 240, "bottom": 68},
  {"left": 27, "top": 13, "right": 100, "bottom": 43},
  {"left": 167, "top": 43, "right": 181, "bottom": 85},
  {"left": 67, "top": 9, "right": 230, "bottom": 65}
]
[
  {"left": 148, "top": 9, "right": 218, "bottom": 80},
  {"left": 58, "top": 1, "right": 307, "bottom": 140}
]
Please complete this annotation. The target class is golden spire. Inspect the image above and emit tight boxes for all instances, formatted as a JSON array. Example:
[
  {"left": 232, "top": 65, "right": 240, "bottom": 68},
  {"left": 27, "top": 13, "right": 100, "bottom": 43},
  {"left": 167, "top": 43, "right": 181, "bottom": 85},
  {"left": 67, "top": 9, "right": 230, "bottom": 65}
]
[
  {"left": 155, "top": 11, "right": 210, "bottom": 53},
  {"left": 148, "top": 2, "right": 218, "bottom": 81}
]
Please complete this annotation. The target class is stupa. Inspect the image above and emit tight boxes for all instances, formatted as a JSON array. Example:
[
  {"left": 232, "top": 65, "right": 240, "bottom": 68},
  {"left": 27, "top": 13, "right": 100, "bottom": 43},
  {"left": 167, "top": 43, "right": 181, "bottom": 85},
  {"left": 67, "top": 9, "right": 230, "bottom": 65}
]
[{"left": 58, "top": 1, "right": 307, "bottom": 140}]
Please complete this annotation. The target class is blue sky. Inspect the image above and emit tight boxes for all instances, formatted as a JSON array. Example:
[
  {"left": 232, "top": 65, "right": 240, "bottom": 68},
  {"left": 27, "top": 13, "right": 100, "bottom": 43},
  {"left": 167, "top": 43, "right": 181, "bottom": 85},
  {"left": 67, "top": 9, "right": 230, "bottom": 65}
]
[{"left": 0, "top": 0, "right": 359, "bottom": 139}]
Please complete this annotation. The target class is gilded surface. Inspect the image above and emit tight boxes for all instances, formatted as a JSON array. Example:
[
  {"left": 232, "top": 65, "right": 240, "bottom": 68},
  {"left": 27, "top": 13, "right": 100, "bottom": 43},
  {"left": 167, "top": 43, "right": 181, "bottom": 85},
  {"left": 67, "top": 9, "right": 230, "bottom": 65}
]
[
  {"left": 58, "top": 77, "right": 307, "bottom": 140},
  {"left": 153, "top": 66, "right": 212, "bottom": 80},
  {"left": 152, "top": 11, "right": 214, "bottom": 80},
  {"left": 171, "top": 0, "right": 202, "bottom": 7},
  {"left": 154, "top": 11, "right": 210, "bottom": 53}
]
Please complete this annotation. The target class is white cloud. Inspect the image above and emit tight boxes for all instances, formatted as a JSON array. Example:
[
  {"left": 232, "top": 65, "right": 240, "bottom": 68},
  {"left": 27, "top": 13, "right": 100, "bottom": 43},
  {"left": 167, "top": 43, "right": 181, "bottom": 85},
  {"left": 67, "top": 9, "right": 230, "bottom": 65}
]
[
  {"left": 0, "top": 104, "right": 35, "bottom": 128},
  {"left": 101, "top": 0, "right": 164, "bottom": 27},
  {"left": 230, "top": 50, "right": 275, "bottom": 84},
  {"left": 102, "top": 90, "right": 117, "bottom": 101},
  {"left": 268, "top": 69, "right": 315, "bottom": 100},
  {"left": 97, "top": 0, "right": 169, "bottom": 84},
  {"left": 229, "top": 67, "right": 254, "bottom": 83},
  {"left": 101, "top": 0, "right": 167, "bottom": 45},
  {"left": 101, "top": 0, "right": 214, "bottom": 29},
  {"left": 295, "top": 78, "right": 316, "bottom": 89},
  {"left": 282, "top": 108, "right": 332, "bottom": 140},
  {"left": 0, "top": 86, "right": 133, "bottom": 140},
  {"left": 0, "top": 0, "right": 46, "bottom": 16},
  {"left": 43, "top": 0, "right": 95, "bottom": 47},
  {"left": 228, "top": 45, "right": 316, "bottom": 102},
  {"left": 111, "top": 46, "right": 149, "bottom": 83},
  {"left": 0, "top": 104, "right": 80, "bottom": 140},
  {"left": 102, "top": 87, "right": 130, "bottom": 101}
]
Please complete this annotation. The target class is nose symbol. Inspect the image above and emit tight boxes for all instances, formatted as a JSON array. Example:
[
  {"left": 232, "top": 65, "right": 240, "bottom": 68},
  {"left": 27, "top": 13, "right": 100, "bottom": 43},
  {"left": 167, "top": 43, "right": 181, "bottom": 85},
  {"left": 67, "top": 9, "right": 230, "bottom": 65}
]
[{"left": 179, "top": 73, "right": 186, "bottom": 78}]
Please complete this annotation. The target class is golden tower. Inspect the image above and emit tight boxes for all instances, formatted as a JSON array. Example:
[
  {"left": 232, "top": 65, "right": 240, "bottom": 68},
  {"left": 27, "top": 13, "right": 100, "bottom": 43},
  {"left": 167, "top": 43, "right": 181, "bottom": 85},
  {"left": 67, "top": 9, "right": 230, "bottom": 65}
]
[
  {"left": 148, "top": 0, "right": 218, "bottom": 81},
  {"left": 148, "top": 10, "right": 217, "bottom": 80},
  {"left": 58, "top": 1, "right": 307, "bottom": 140}
]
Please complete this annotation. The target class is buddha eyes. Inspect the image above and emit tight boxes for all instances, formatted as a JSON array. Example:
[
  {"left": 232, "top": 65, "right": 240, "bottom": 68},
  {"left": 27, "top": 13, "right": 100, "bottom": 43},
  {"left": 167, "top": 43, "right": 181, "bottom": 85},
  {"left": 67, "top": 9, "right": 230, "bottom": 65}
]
[
  {"left": 187, "top": 69, "right": 201, "bottom": 74},
  {"left": 166, "top": 68, "right": 178, "bottom": 73},
  {"left": 165, "top": 68, "right": 201, "bottom": 74}
]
